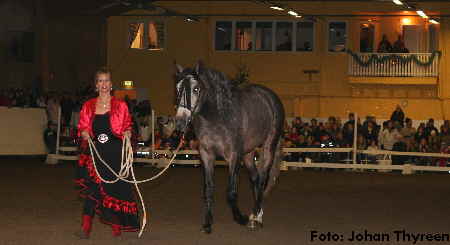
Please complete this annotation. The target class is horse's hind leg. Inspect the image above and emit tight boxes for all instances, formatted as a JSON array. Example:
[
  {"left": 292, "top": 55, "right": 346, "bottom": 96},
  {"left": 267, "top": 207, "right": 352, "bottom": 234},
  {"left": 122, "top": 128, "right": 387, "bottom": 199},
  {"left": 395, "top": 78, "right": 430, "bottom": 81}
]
[
  {"left": 226, "top": 152, "right": 249, "bottom": 226},
  {"left": 199, "top": 148, "right": 215, "bottom": 234},
  {"left": 249, "top": 139, "right": 278, "bottom": 229},
  {"left": 243, "top": 150, "right": 261, "bottom": 230}
]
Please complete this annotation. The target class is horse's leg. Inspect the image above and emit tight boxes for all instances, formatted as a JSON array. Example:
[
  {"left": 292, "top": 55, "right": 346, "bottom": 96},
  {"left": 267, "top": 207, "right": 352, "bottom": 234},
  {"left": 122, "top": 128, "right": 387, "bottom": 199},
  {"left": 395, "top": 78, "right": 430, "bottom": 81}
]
[
  {"left": 250, "top": 140, "right": 278, "bottom": 229},
  {"left": 226, "top": 152, "right": 249, "bottom": 226},
  {"left": 243, "top": 150, "right": 260, "bottom": 230},
  {"left": 199, "top": 148, "right": 215, "bottom": 234}
]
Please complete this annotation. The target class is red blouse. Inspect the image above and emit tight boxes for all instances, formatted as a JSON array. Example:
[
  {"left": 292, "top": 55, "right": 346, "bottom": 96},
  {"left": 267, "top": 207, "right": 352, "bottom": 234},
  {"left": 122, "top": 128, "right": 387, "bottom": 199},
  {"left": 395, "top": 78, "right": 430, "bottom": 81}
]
[{"left": 78, "top": 96, "right": 132, "bottom": 139}]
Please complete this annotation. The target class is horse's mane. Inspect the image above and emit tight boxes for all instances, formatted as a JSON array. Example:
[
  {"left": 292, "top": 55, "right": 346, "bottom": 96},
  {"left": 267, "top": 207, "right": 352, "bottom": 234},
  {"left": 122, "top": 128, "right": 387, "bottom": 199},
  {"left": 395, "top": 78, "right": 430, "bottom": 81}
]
[{"left": 198, "top": 67, "right": 238, "bottom": 122}]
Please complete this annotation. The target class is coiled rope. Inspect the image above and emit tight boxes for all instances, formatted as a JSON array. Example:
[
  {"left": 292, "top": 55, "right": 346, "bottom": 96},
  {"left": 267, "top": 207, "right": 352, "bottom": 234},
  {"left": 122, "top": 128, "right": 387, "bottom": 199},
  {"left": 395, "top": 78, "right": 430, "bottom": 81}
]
[{"left": 87, "top": 135, "right": 184, "bottom": 237}]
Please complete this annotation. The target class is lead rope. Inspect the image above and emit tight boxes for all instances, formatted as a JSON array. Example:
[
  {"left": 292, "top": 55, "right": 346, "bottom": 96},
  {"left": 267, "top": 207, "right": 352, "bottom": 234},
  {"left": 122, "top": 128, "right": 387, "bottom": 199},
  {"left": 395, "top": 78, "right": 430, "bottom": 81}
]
[{"left": 86, "top": 134, "right": 184, "bottom": 237}]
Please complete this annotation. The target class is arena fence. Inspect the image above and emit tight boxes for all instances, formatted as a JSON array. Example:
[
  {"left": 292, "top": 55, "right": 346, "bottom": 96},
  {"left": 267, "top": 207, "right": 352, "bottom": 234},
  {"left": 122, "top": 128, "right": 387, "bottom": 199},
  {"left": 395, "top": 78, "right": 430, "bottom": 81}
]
[{"left": 46, "top": 111, "right": 450, "bottom": 175}]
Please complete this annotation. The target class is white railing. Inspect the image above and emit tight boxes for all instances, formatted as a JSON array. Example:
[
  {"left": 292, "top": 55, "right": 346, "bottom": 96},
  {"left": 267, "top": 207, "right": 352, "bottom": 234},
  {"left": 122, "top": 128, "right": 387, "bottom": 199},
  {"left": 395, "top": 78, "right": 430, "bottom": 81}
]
[{"left": 348, "top": 52, "right": 440, "bottom": 77}]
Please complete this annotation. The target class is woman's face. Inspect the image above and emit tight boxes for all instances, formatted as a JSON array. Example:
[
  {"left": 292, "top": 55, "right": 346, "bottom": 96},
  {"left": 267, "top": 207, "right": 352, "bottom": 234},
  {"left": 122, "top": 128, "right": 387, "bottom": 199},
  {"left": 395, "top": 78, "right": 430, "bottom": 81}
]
[{"left": 96, "top": 73, "right": 112, "bottom": 94}]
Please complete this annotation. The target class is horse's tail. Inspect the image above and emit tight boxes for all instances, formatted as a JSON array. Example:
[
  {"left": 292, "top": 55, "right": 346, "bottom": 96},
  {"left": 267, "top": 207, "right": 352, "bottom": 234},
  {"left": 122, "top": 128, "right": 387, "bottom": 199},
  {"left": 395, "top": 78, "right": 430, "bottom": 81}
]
[{"left": 264, "top": 137, "right": 283, "bottom": 198}]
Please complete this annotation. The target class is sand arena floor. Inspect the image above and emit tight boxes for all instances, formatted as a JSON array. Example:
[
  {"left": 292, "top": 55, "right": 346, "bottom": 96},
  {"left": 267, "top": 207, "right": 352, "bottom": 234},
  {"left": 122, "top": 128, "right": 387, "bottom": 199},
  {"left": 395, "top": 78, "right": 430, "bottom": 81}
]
[{"left": 2, "top": 157, "right": 450, "bottom": 245}]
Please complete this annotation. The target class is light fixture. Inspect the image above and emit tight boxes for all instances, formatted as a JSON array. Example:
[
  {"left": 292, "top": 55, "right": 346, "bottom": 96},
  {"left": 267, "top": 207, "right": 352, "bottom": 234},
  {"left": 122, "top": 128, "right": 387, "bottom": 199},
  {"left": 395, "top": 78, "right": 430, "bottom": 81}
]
[
  {"left": 184, "top": 16, "right": 198, "bottom": 22},
  {"left": 122, "top": 80, "right": 134, "bottom": 89},
  {"left": 295, "top": 15, "right": 303, "bottom": 18},
  {"left": 270, "top": 5, "right": 284, "bottom": 11},
  {"left": 416, "top": 10, "right": 429, "bottom": 19},
  {"left": 287, "top": 10, "right": 299, "bottom": 16},
  {"left": 401, "top": 17, "right": 411, "bottom": 25},
  {"left": 393, "top": 0, "right": 403, "bottom": 5},
  {"left": 429, "top": 19, "right": 439, "bottom": 24}
]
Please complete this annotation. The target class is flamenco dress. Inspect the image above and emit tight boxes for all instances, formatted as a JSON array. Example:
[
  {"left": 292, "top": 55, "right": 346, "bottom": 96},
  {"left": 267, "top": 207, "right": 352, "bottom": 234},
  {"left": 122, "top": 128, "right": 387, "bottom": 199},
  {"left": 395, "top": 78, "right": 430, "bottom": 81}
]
[{"left": 75, "top": 112, "right": 139, "bottom": 232}]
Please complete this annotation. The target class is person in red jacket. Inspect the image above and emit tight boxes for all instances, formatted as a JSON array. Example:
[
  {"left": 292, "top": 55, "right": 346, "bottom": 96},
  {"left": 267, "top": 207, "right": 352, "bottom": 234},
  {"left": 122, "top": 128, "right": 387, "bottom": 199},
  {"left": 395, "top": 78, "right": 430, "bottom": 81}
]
[{"left": 75, "top": 67, "right": 139, "bottom": 239}]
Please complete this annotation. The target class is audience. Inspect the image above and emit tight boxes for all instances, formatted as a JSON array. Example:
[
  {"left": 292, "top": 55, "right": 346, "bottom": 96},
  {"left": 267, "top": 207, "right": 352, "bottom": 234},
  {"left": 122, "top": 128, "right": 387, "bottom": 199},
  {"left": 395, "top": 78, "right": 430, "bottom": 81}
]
[{"left": 2, "top": 87, "right": 448, "bottom": 167}]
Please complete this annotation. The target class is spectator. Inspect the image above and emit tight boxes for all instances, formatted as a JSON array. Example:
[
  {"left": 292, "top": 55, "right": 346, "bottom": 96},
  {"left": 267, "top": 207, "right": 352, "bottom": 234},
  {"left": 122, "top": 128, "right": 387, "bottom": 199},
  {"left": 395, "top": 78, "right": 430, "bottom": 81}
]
[
  {"left": 377, "top": 34, "right": 392, "bottom": 53},
  {"left": 390, "top": 105, "right": 405, "bottom": 127},
  {"left": 392, "top": 35, "right": 409, "bottom": 53}
]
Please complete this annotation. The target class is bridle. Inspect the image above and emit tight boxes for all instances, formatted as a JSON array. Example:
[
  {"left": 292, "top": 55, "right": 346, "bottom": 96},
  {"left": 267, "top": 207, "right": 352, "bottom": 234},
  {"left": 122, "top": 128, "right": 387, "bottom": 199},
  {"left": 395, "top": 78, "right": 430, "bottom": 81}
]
[{"left": 176, "top": 74, "right": 201, "bottom": 127}]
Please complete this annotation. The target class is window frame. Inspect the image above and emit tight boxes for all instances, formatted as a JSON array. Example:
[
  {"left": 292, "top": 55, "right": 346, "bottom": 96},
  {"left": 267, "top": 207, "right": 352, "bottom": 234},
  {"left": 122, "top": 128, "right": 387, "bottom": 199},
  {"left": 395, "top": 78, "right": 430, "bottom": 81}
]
[
  {"left": 126, "top": 18, "right": 167, "bottom": 52},
  {"left": 327, "top": 20, "right": 348, "bottom": 54}
]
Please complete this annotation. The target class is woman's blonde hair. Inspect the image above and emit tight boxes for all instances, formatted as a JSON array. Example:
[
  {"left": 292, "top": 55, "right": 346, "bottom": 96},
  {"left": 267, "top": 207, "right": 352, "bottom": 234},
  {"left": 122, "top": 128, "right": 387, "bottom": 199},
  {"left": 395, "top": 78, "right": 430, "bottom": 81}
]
[{"left": 94, "top": 67, "right": 112, "bottom": 82}]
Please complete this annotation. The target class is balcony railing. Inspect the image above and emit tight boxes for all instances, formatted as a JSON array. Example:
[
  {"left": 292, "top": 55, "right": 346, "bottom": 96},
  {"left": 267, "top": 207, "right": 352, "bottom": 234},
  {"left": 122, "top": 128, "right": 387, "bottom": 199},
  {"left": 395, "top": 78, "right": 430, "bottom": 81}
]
[{"left": 348, "top": 51, "right": 440, "bottom": 77}]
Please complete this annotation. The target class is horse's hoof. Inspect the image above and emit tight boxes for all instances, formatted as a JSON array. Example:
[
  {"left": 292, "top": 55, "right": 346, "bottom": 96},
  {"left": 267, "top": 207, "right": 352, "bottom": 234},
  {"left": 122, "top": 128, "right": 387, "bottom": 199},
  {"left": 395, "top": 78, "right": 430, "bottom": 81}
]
[
  {"left": 247, "top": 220, "right": 263, "bottom": 231},
  {"left": 201, "top": 225, "right": 212, "bottom": 234},
  {"left": 236, "top": 215, "right": 249, "bottom": 226}
]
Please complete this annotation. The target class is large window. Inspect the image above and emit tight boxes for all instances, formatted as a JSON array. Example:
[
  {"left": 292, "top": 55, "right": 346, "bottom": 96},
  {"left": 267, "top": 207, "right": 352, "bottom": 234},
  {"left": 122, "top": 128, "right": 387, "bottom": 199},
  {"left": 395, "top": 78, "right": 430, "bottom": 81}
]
[
  {"left": 255, "top": 22, "right": 273, "bottom": 51},
  {"left": 129, "top": 21, "right": 165, "bottom": 50},
  {"left": 215, "top": 21, "right": 232, "bottom": 51},
  {"left": 360, "top": 23, "right": 375, "bottom": 52},
  {"left": 276, "top": 22, "right": 293, "bottom": 51},
  {"left": 296, "top": 22, "right": 314, "bottom": 51},
  {"left": 328, "top": 21, "right": 347, "bottom": 52},
  {"left": 235, "top": 22, "right": 253, "bottom": 51},
  {"left": 214, "top": 20, "right": 314, "bottom": 52}
]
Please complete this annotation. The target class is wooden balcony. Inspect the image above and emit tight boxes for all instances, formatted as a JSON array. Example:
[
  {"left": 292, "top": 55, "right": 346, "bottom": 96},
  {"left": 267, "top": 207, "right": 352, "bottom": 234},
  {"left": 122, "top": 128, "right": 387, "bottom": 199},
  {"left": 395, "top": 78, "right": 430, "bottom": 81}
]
[{"left": 347, "top": 51, "right": 441, "bottom": 85}]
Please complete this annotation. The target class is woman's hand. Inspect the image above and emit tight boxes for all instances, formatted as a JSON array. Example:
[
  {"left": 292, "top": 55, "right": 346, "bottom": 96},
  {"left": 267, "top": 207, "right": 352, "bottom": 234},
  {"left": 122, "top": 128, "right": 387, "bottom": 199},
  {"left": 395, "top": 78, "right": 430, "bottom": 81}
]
[
  {"left": 81, "top": 130, "right": 90, "bottom": 141},
  {"left": 123, "top": 130, "right": 132, "bottom": 139}
]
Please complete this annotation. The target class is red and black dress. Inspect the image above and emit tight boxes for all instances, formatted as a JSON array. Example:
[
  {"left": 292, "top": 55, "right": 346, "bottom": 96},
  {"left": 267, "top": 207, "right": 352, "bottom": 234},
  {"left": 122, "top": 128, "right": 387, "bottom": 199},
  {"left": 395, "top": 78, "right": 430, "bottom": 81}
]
[{"left": 76, "top": 97, "right": 139, "bottom": 233}]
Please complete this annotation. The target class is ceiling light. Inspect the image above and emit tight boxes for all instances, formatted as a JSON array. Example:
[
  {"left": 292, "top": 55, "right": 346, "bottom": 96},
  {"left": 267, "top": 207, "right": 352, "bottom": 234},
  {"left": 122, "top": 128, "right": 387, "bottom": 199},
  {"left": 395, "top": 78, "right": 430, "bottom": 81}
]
[
  {"left": 393, "top": 0, "right": 403, "bottom": 5},
  {"left": 288, "top": 10, "right": 299, "bottom": 16},
  {"left": 185, "top": 16, "right": 198, "bottom": 22},
  {"left": 295, "top": 15, "right": 303, "bottom": 18},
  {"left": 416, "top": 10, "right": 428, "bottom": 18},
  {"left": 429, "top": 19, "right": 439, "bottom": 24},
  {"left": 270, "top": 5, "right": 284, "bottom": 11}
]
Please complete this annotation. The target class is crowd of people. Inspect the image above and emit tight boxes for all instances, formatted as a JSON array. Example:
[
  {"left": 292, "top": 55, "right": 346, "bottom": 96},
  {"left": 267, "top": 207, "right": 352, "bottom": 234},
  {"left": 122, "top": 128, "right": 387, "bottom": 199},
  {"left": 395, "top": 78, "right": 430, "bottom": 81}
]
[
  {"left": 139, "top": 104, "right": 448, "bottom": 167},
  {"left": 282, "top": 106, "right": 449, "bottom": 166},
  {"left": 2, "top": 85, "right": 447, "bottom": 166}
]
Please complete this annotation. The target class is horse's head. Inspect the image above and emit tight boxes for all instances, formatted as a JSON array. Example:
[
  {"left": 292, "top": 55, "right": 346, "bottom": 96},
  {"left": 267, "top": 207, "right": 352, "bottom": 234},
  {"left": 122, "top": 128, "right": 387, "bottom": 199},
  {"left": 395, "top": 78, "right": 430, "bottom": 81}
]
[{"left": 174, "top": 61, "right": 205, "bottom": 132}]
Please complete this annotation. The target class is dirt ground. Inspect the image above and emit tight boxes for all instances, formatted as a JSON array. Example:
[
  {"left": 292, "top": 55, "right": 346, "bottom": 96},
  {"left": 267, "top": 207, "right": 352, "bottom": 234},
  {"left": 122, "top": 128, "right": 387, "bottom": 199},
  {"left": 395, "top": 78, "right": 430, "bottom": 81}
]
[{"left": 2, "top": 157, "right": 450, "bottom": 245}]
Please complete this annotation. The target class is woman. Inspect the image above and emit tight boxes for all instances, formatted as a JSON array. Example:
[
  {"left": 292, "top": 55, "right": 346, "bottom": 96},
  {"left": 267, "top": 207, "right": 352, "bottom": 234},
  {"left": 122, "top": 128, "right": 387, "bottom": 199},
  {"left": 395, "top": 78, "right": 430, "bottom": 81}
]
[{"left": 75, "top": 68, "right": 139, "bottom": 238}]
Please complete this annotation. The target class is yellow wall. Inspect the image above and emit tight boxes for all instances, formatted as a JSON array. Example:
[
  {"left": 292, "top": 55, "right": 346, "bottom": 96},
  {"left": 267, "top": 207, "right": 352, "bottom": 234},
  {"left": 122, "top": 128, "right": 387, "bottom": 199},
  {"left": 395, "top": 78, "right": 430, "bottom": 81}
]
[{"left": 107, "top": 2, "right": 450, "bottom": 120}]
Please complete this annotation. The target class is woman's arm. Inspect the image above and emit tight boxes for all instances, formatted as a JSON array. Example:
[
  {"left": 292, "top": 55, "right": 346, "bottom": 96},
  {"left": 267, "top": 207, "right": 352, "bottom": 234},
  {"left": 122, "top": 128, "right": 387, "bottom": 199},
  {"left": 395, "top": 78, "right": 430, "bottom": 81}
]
[{"left": 78, "top": 101, "right": 92, "bottom": 139}]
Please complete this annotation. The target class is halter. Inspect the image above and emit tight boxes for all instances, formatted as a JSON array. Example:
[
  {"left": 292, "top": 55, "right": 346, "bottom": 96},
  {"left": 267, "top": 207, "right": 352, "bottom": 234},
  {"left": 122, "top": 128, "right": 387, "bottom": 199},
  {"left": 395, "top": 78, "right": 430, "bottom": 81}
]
[
  {"left": 177, "top": 76, "right": 192, "bottom": 111},
  {"left": 177, "top": 74, "right": 201, "bottom": 116}
]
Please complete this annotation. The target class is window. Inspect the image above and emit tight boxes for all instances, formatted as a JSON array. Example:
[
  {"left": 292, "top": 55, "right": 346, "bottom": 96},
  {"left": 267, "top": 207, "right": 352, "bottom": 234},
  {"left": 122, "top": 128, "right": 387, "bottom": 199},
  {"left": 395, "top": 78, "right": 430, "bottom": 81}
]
[
  {"left": 215, "top": 21, "right": 232, "bottom": 51},
  {"left": 328, "top": 21, "right": 347, "bottom": 52},
  {"left": 128, "top": 21, "right": 165, "bottom": 50},
  {"left": 214, "top": 20, "right": 314, "bottom": 52},
  {"left": 296, "top": 22, "right": 314, "bottom": 51},
  {"left": 276, "top": 22, "right": 293, "bottom": 51},
  {"left": 255, "top": 22, "right": 272, "bottom": 51},
  {"left": 235, "top": 22, "right": 253, "bottom": 51},
  {"left": 360, "top": 23, "right": 375, "bottom": 52}
]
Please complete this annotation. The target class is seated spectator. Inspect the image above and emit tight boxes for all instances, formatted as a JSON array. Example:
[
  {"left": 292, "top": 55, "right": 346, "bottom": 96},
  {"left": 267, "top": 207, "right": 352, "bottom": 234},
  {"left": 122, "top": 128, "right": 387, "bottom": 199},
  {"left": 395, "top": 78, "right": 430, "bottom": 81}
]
[
  {"left": 377, "top": 34, "right": 392, "bottom": 53},
  {"left": 390, "top": 105, "right": 405, "bottom": 128},
  {"left": 392, "top": 35, "right": 409, "bottom": 53},
  {"left": 425, "top": 118, "right": 438, "bottom": 138},
  {"left": 366, "top": 139, "right": 380, "bottom": 163}
]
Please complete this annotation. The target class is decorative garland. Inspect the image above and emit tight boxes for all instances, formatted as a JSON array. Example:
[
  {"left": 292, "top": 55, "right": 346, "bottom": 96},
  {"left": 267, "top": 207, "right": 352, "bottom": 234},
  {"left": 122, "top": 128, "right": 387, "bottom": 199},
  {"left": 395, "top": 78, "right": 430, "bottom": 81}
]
[{"left": 347, "top": 50, "right": 441, "bottom": 67}]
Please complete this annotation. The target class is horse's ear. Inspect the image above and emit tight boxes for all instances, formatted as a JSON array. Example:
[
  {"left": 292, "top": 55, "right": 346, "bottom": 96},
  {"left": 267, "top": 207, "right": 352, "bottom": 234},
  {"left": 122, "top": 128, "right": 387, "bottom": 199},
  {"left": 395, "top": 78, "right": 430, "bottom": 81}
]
[
  {"left": 195, "top": 60, "right": 205, "bottom": 75},
  {"left": 174, "top": 61, "right": 183, "bottom": 75}
]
